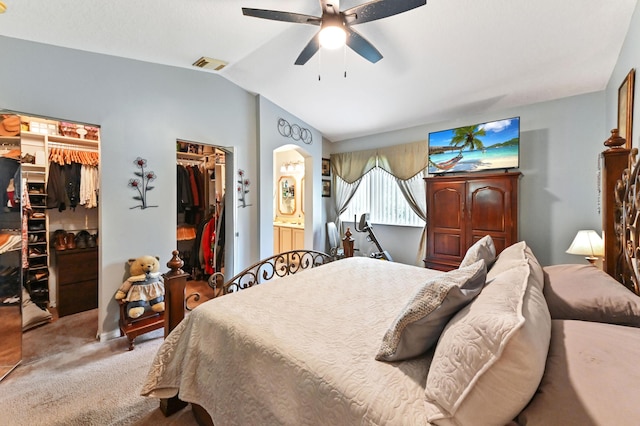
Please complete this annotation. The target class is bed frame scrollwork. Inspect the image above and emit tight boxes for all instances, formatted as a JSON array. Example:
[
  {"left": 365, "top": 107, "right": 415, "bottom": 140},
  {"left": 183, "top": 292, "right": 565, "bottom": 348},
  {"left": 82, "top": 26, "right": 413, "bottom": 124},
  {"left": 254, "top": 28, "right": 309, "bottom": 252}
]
[
  {"left": 210, "top": 250, "right": 333, "bottom": 294},
  {"left": 184, "top": 250, "right": 334, "bottom": 310},
  {"left": 614, "top": 148, "right": 640, "bottom": 295}
]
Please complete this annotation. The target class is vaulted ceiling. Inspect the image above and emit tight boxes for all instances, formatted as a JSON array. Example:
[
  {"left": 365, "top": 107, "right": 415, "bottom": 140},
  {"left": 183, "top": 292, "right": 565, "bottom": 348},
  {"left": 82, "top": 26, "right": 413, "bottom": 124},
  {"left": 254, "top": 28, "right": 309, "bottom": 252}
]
[{"left": 0, "top": 0, "right": 636, "bottom": 141}]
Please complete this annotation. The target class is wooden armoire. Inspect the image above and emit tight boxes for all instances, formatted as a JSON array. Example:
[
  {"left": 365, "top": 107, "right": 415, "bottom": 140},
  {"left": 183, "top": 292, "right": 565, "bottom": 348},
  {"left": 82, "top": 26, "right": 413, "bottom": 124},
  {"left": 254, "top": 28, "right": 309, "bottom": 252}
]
[{"left": 424, "top": 172, "right": 521, "bottom": 271}]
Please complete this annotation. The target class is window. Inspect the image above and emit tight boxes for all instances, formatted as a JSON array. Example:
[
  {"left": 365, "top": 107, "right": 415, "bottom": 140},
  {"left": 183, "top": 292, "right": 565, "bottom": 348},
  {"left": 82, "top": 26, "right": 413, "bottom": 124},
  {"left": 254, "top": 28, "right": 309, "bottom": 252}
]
[{"left": 340, "top": 168, "right": 425, "bottom": 227}]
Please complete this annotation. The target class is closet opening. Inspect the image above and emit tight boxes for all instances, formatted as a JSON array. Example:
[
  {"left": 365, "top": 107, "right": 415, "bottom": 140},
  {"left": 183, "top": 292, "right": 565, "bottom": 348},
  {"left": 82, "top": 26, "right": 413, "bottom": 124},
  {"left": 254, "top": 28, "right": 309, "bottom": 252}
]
[
  {"left": 176, "top": 140, "right": 231, "bottom": 302},
  {"left": 0, "top": 111, "right": 100, "bottom": 377}
]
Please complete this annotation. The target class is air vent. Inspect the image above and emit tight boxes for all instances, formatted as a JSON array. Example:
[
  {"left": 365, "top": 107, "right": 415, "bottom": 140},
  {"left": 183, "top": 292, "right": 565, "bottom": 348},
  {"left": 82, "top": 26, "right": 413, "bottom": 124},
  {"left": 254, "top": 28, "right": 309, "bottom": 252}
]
[{"left": 192, "top": 57, "right": 228, "bottom": 71}]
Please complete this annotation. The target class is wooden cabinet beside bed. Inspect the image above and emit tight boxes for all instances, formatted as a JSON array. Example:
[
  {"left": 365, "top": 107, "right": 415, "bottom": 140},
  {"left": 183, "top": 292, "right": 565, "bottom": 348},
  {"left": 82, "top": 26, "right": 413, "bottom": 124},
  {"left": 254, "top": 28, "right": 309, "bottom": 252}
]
[{"left": 424, "top": 172, "right": 520, "bottom": 271}]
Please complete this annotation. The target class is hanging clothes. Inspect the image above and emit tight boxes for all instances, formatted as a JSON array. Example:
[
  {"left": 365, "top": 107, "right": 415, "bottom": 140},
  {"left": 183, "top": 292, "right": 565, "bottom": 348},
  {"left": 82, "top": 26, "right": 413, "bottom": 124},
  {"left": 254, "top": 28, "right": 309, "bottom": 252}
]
[
  {"left": 47, "top": 160, "right": 97, "bottom": 211},
  {"left": 79, "top": 164, "right": 99, "bottom": 208},
  {"left": 191, "top": 165, "right": 205, "bottom": 225},
  {"left": 177, "top": 164, "right": 206, "bottom": 225},
  {"left": 187, "top": 166, "right": 200, "bottom": 208},
  {"left": 177, "top": 165, "right": 193, "bottom": 213},
  {"left": 201, "top": 217, "right": 216, "bottom": 275},
  {"left": 46, "top": 163, "right": 67, "bottom": 211},
  {"left": 214, "top": 197, "right": 225, "bottom": 272},
  {"left": 0, "top": 157, "right": 19, "bottom": 209},
  {"left": 64, "top": 162, "right": 81, "bottom": 210},
  {"left": 190, "top": 216, "right": 208, "bottom": 276}
]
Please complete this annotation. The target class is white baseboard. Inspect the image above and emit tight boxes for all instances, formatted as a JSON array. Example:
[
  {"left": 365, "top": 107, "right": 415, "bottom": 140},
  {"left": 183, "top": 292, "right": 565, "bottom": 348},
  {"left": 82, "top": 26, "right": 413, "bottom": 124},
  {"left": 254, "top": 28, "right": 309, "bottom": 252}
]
[{"left": 99, "top": 329, "right": 121, "bottom": 342}]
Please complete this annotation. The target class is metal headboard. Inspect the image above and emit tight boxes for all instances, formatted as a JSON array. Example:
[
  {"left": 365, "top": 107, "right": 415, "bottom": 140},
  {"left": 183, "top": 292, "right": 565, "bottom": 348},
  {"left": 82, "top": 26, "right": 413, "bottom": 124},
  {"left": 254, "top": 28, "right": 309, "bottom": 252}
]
[{"left": 614, "top": 148, "right": 640, "bottom": 294}]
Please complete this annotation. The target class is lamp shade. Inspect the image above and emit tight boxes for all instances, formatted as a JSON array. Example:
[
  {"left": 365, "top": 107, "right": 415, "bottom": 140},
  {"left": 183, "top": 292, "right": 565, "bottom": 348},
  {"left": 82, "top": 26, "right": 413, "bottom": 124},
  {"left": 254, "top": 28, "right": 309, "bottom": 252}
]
[{"left": 566, "top": 230, "right": 604, "bottom": 263}]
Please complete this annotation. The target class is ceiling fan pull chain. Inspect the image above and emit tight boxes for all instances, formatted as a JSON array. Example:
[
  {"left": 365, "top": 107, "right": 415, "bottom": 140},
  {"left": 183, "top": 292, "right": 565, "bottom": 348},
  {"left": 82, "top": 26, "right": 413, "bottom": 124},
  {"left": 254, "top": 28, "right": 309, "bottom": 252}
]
[
  {"left": 318, "top": 49, "right": 322, "bottom": 81},
  {"left": 343, "top": 44, "right": 347, "bottom": 78}
]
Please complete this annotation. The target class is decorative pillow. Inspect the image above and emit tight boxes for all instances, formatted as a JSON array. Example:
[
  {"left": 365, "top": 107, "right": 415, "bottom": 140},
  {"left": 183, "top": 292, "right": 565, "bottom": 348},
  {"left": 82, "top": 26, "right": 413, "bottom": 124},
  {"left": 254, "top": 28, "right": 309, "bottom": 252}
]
[
  {"left": 543, "top": 264, "right": 640, "bottom": 326},
  {"left": 518, "top": 319, "right": 640, "bottom": 425},
  {"left": 22, "top": 286, "right": 52, "bottom": 331},
  {"left": 424, "top": 245, "right": 551, "bottom": 425},
  {"left": 459, "top": 235, "right": 496, "bottom": 269},
  {"left": 375, "top": 260, "right": 487, "bottom": 362},
  {"left": 486, "top": 240, "right": 542, "bottom": 284}
]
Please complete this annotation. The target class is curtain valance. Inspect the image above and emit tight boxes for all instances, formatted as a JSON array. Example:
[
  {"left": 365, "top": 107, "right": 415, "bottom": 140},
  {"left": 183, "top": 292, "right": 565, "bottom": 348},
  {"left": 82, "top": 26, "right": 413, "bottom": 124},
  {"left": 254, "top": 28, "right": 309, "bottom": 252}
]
[
  {"left": 330, "top": 148, "right": 378, "bottom": 184},
  {"left": 330, "top": 140, "right": 428, "bottom": 183}
]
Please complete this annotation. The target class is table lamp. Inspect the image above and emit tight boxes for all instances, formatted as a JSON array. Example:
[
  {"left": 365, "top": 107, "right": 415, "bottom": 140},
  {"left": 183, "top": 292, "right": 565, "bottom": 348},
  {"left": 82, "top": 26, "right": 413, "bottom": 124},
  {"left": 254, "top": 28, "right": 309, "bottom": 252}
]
[{"left": 566, "top": 230, "right": 604, "bottom": 265}]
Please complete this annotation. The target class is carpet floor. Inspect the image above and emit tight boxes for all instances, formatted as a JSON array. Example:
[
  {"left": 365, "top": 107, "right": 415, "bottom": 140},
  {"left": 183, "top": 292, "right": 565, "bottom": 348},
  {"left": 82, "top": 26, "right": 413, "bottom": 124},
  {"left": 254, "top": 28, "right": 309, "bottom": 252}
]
[{"left": 1, "top": 306, "right": 203, "bottom": 425}]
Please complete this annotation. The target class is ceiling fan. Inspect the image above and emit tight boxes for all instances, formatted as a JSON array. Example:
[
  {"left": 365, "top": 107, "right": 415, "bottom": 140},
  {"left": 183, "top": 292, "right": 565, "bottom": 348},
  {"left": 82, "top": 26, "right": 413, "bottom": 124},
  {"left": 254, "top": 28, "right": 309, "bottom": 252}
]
[{"left": 242, "top": 0, "right": 427, "bottom": 65}]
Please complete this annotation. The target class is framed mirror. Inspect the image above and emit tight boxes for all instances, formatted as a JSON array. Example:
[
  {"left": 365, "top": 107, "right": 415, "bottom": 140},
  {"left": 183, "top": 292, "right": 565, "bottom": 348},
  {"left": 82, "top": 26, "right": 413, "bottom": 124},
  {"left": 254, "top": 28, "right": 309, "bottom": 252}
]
[{"left": 278, "top": 176, "right": 296, "bottom": 215}]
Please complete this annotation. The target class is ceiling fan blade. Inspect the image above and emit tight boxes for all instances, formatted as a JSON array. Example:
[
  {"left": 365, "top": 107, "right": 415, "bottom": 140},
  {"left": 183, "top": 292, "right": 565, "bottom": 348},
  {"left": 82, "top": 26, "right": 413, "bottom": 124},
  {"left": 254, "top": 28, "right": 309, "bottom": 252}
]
[
  {"left": 343, "top": 0, "right": 426, "bottom": 25},
  {"left": 345, "top": 27, "right": 382, "bottom": 63},
  {"left": 242, "top": 8, "right": 321, "bottom": 25},
  {"left": 295, "top": 33, "right": 321, "bottom": 65}
]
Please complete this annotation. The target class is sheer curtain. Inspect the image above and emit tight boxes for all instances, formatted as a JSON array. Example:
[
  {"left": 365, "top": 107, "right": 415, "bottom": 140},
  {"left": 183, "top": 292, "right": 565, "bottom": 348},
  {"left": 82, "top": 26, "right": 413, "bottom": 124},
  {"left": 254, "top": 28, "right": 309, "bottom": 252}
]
[
  {"left": 330, "top": 149, "right": 377, "bottom": 232},
  {"left": 330, "top": 141, "right": 430, "bottom": 265},
  {"left": 377, "top": 141, "right": 429, "bottom": 265}
]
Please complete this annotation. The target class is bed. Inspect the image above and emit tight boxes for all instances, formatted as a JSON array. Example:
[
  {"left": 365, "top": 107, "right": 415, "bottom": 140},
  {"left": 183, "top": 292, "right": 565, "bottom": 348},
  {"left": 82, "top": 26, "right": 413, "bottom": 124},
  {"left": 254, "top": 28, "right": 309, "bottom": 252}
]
[{"left": 142, "top": 154, "right": 640, "bottom": 425}]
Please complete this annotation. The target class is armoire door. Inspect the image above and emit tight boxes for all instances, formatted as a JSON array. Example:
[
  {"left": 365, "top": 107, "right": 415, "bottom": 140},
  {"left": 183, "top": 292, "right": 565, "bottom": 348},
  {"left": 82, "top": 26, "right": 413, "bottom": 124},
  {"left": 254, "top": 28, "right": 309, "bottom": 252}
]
[
  {"left": 425, "top": 180, "right": 466, "bottom": 270},
  {"left": 466, "top": 175, "right": 518, "bottom": 254}
]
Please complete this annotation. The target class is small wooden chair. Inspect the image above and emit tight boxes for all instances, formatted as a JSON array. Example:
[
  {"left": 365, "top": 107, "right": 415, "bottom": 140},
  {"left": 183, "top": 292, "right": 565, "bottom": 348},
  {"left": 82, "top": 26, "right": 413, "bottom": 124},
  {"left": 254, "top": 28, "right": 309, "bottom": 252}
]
[
  {"left": 117, "top": 257, "right": 168, "bottom": 350},
  {"left": 118, "top": 300, "right": 164, "bottom": 350}
]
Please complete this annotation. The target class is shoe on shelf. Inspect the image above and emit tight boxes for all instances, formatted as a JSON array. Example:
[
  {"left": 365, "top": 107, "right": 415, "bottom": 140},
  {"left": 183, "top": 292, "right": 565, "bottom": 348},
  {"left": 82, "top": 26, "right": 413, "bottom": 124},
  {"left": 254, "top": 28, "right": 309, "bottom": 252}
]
[
  {"left": 28, "top": 247, "right": 43, "bottom": 257},
  {"left": 53, "top": 230, "right": 67, "bottom": 251},
  {"left": 28, "top": 223, "right": 45, "bottom": 231},
  {"left": 65, "top": 233, "right": 76, "bottom": 249},
  {"left": 75, "top": 230, "right": 92, "bottom": 249},
  {"left": 32, "top": 270, "right": 49, "bottom": 281}
]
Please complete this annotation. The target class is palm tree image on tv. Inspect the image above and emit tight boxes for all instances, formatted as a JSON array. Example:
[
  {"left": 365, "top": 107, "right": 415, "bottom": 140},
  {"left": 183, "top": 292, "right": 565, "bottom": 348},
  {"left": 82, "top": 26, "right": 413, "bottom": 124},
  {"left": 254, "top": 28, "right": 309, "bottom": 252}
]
[
  {"left": 428, "top": 117, "right": 520, "bottom": 174},
  {"left": 451, "top": 125, "right": 486, "bottom": 152}
]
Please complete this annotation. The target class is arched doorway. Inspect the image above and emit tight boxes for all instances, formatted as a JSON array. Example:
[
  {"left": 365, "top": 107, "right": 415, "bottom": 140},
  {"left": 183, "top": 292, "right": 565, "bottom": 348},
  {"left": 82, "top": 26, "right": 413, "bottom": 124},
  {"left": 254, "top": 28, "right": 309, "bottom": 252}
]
[{"left": 273, "top": 145, "right": 310, "bottom": 254}]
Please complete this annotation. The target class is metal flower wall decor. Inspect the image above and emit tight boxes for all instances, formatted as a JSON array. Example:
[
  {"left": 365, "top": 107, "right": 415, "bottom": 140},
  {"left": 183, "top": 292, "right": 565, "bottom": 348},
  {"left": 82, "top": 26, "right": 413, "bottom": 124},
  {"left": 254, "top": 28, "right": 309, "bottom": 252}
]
[
  {"left": 128, "top": 157, "right": 158, "bottom": 209},
  {"left": 237, "top": 169, "right": 251, "bottom": 208}
]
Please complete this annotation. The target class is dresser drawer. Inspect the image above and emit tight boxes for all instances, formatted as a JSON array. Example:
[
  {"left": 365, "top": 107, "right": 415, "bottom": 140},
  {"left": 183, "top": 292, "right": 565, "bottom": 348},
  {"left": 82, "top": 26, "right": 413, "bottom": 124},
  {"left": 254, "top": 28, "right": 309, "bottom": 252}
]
[
  {"left": 58, "top": 279, "right": 98, "bottom": 317},
  {"left": 56, "top": 248, "right": 98, "bottom": 285},
  {"left": 55, "top": 247, "right": 98, "bottom": 317}
]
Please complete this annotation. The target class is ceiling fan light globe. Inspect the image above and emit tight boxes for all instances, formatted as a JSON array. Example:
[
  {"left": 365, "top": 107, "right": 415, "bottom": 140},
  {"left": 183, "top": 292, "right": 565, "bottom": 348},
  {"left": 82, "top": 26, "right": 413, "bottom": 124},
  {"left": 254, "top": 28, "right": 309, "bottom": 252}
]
[{"left": 319, "top": 26, "right": 346, "bottom": 49}]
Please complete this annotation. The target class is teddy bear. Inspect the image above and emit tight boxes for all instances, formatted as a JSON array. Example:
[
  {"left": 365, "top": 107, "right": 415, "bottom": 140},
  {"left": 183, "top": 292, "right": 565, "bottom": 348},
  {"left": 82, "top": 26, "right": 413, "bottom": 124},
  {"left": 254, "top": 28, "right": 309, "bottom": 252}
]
[{"left": 115, "top": 255, "right": 165, "bottom": 319}]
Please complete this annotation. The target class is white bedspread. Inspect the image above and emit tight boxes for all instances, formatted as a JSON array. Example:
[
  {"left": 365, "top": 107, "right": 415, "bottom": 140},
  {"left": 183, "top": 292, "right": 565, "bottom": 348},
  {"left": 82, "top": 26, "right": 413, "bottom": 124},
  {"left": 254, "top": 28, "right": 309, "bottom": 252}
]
[{"left": 141, "top": 257, "right": 444, "bottom": 425}]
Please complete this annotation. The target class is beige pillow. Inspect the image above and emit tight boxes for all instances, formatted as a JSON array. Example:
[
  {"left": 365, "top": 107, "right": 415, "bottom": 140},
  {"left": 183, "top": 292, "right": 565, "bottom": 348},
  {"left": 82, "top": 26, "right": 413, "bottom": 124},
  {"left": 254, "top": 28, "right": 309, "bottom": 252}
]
[
  {"left": 459, "top": 235, "right": 496, "bottom": 269},
  {"left": 543, "top": 264, "right": 640, "bottom": 326},
  {"left": 487, "top": 240, "right": 542, "bottom": 283},
  {"left": 376, "top": 260, "right": 487, "bottom": 362},
  {"left": 424, "top": 243, "right": 551, "bottom": 425}
]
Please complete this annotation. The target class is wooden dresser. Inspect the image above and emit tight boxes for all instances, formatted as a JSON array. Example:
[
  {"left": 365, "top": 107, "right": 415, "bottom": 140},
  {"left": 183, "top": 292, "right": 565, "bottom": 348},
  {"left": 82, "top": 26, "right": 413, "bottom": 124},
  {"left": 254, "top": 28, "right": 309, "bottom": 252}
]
[
  {"left": 56, "top": 247, "right": 98, "bottom": 317},
  {"left": 424, "top": 172, "right": 520, "bottom": 271}
]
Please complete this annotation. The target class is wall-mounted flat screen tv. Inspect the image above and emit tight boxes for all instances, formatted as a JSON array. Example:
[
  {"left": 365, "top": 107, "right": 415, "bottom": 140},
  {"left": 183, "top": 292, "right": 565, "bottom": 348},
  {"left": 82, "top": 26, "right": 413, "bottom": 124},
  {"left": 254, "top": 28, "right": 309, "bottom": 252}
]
[{"left": 428, "top": 116, "right": 520, "bottom": 174}]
